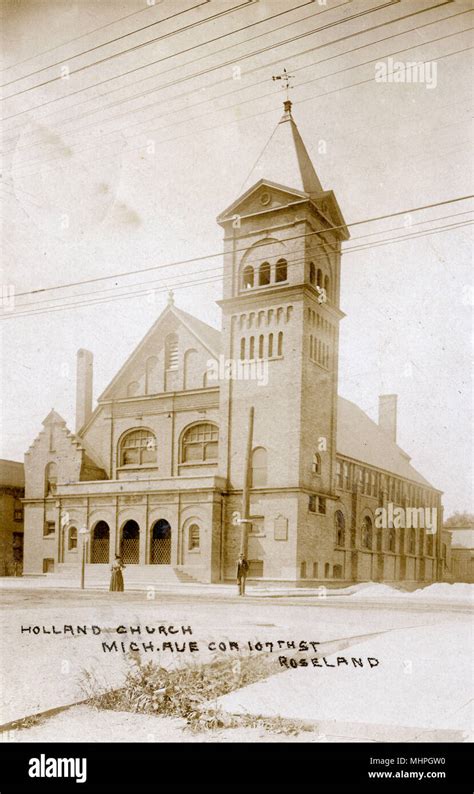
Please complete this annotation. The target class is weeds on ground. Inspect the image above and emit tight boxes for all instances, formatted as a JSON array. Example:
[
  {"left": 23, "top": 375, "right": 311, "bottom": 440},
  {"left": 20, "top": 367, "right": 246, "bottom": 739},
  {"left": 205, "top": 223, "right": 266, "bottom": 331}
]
[{"left": 80, "top": 651, "right": 312, "bottom": 735}]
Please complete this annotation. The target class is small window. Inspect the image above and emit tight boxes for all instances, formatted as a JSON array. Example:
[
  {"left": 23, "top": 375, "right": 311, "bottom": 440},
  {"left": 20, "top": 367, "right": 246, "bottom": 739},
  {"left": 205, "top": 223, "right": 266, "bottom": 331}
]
[
  {"left": 388, "top": 528, "right": 396, "bottom": 552},
  {"left": 242, "top": 266, "right": 254, "bottom": 289},
  {"left": 240, "top": 337, "right": 246, "bottom": 360},
  {"left": 277, "top": 331, "right": 283, "bottom": 356},
  {"left": 409, "top": 529, "right": 416, "bottom": 554},
  {"left": 312, "top": 453, "right": 321, "bottom": 475},
  {"left": 324, "top": 562, "right": 331, "bottom": 578},
  {"left": 268, "top": 333, "right": 273, "bottom": 357},
  {"left": 309, "top": 495, "right": 317, "bottom": 513},
  {"left": 13, "top": 508, "right": 23, "bottom": 522},
  {"left": 68, "top": 526, "right": 78, "bottom": 550},
  {"left": 312, "top": 561, "right": 318, "bottom": 578},
  {"left": 335, "top": 460, "right": 342, "bottom": 487},
  {"left": 335, "top": 510, "right": 345, "bottom": 546},
  {"left": 333, "top": 564, "right": 343, "bottom": 579},
  {"left": 318, "top": 497, "right": 326, "bottom": 515},
  {"left": 300, "top": 561, "right": 306, "bottom": 579},
  {"left": 249, "top": 336, "right": 255, "bottom": 359},
  {"left": 188, "top": 524, "right": 200, "bottom": 551},
  {"left": 362, "top": 516, "right": 373, "bottom": 549},
  {"left": 316, "top": 268, "right": 323, "bottom": 288},
  {"left": 258, "top": 334, "right": 264, "bottom": 358},
  {"left": 45, "top": 462, "right": 58, "bottom": 496},
  {"left": 343, "top": 462, "right": 350, "bottom": 490},
  {"left": 275, "top": 258, "right": 287, "bottom": 283},
  {"left": 44, "top": 521, "right": 55, "bottom": 537},
  {"left": 324, "top": 274, "right": 330, "bottom": 299},
  {"left": 309, "top": 262, "right": 316, "bottom": 285},
  {"left": 258, "top": 262, "right": 271, "bottom": 286}
]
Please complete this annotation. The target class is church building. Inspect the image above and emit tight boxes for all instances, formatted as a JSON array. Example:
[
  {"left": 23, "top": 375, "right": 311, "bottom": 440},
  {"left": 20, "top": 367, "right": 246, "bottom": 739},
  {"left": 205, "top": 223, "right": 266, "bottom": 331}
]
[{"left": 22, "top": 101, "right": 444, "bottom": 586}]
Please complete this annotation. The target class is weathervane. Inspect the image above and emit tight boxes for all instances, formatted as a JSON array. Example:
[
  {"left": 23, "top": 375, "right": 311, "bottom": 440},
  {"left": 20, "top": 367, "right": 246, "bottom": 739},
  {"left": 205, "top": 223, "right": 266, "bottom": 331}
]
[{"left": 272, "top": 67, "right": 295, "bottom": 104}]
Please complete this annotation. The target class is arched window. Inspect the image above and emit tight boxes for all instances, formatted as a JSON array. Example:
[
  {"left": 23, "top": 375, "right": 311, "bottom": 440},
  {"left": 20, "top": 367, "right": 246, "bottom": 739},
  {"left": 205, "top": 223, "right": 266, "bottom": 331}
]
[
  {"left": 181, "top": 423, "right": 218, "bottom": 463},
  {"left": 277, "top": 331, "right": 283, "bottom": 356},
  {"left": 362, "top": 516, "right": 373, "bottom": 549},
  {"left": 324, "top": 562, "right": 331, "bottom": 578},
  {"left": 91, "top": 521, "right": 110, "bottom": 564},
  {"left": 165, "top": 333, "right": 179, "bottom": 370},
  {"left": 249, "top": 336, "right": 255, "bottom": 359},
  {"left": 275, "top": 258, "right": 287, "bottom": 282},
  {"left": 324, "top": 274, "right": 330, "bottom": 299},
  {"left": 258, "top": 334, "right": 264, "bottom": 358},
  {"left": 240, "top": 337, "right": 246, "bottom": 360},
  {"left": 258, "top": 262, "right": 271, "bottom": 286},
  {"left": 309, "top": 262, "right": 316, "bottom": 285},
  {"left": 312, "top": 453, "right": 321, "bottom": 474},
  {"left": 68, "top": 526, "right": 77, "bottom": 551},
  {"left": 45, "top": 462, "right": 58, "bottom": 496},
  {"left": 316, "top": 268, "right": 323, "bottom": 288},
  {"left": 189, "top": 523, "right": 200, "bottom": 551},
  {"left": 120, "top": 429, "right": 157, "bottom": 466},
  {"left": 409, "top": 528, "right": 416, "bottom": 554},
  {"left": 335, "top": 511, "right": 345, "bottom": 547},
  {"left": 388, "top": 528, "right": 396, "bottom": 552},
  {"left": 268, "top": 333, "right": 274, "bottom": 357},
  {"left": 242, "top": 266, "right": 254, "bottom": 289},
  {"left": 251, "top": 447, "right": 267, "bottom": 487},
  {"left": 427, "top": 533, "right": 434, "bottom": 556}
]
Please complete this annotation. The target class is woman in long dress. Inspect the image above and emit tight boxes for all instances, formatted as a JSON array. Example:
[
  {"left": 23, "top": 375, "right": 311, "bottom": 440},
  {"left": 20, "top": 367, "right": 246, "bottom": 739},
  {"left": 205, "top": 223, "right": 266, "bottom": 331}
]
[{"left": 109, "top": 555, "right": 125, "bottom": 592}]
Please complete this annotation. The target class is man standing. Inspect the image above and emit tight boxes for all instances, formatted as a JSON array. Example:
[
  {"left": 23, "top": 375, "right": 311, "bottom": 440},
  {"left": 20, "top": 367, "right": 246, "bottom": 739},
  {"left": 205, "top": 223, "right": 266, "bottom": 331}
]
[{"left": 237, "top": 553, "right": 249, "bottom": 596}]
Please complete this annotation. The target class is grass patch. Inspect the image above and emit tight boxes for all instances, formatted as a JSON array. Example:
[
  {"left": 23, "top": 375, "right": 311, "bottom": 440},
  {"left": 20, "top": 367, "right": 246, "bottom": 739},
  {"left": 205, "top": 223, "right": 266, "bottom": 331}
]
[{"left": 80, "top": 652, "right": 313, "bottom": 735}]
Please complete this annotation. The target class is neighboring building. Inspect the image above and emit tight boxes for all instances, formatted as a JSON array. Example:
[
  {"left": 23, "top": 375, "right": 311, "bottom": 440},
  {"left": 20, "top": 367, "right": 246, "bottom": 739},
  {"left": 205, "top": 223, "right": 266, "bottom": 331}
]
[
  {"left": 0, "top": 459, "right": 24, "bottom": 576},
  {"left": 444, "top": 528, "right": 474, "bottom": 583},
  {"left": 22, "top": 101, "right": 444, "bottom": 585}
]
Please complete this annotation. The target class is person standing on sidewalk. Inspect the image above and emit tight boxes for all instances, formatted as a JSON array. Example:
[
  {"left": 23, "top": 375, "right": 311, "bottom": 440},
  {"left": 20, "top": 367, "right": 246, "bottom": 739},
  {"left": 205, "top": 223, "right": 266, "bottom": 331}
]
[
  {"left": 109, "top": 555, "right": 125, "bottom": 592},
  {"left": 236, "top": 553, "right": 249, "bottom": 596}
]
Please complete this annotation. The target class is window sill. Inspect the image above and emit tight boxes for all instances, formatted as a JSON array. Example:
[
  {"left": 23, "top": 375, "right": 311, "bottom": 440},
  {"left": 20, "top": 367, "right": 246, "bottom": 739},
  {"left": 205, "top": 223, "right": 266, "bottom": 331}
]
[
  {"left": 179, "top": 461, "right": 218, "bottom": 468},
  {"left": 188, "top": 548, "right": 201, "bottom": 554},
  {"left": 117, "top": 465, "right": 158, "bottom": 472},
  {"left": 43, "top": 534, "right": 55, "bottom": 539}
]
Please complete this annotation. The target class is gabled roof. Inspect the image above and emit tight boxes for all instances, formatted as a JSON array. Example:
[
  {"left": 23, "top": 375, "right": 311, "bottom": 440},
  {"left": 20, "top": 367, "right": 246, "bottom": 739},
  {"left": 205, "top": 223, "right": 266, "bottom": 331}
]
[
  {"left": 240, "top": 101, "right": 324, "bottom": 197},
  {"left": 98, "top": 301, "right": 221, "bottom": 402},
  {"left": 337, "top": 397, "right": 433, "bottom": 487},
  {"left": 42, "top": 409, "right": 66, "bottom": 426}
]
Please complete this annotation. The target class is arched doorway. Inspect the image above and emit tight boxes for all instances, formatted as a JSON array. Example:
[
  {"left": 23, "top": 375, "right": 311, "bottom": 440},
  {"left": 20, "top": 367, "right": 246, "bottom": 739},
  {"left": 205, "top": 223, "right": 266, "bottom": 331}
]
[
  {"left": 150, "top": 519, "right": 171, "bottom": 564},
  {"left": 91, "top": 521, "right": 110, "bottom": 564},
  {"left": 121, "top": 520, "right": 140, "bottom": 564}
]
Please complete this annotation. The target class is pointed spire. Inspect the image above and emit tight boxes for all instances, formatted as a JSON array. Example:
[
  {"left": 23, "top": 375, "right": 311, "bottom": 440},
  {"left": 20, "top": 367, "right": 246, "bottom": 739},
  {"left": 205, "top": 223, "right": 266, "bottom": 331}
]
[
  {"left": 240, "top": 102, "right": 323, "bottom": 196},
  {"left": 167, "top": 289, "right": 175, "bottom": 306}
]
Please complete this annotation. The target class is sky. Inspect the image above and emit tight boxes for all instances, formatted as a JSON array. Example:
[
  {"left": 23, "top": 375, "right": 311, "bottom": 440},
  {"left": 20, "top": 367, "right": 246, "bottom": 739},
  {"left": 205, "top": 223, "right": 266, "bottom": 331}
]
[{"left": 0, "top": 0, "right": 472, "bottom": 517}]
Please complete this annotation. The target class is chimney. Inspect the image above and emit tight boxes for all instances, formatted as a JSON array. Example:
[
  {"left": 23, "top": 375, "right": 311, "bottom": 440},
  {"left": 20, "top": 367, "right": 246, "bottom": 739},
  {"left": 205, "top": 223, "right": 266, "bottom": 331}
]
[
  {"left": 378, "top": 394, "right": 397, "bottom": 443},
  {"left": 76, "top": 349, "right": 93, "bottom": 432}
]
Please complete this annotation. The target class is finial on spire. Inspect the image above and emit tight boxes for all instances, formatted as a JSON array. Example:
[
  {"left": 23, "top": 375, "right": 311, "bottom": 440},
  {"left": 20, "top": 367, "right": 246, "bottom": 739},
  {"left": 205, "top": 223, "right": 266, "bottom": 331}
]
[
  {"left": 272, "top": 67, "right": 294, "bottom": 107},
  {"left": 167, "top": 290, "right": 174, "bottom": 306}
]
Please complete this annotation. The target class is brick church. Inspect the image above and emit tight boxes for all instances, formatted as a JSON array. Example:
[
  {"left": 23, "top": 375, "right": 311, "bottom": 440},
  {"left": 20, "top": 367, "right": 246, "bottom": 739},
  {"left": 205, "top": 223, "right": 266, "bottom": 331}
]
[{"left": 22, "top": 101, "right": 443, "bottom": 585}]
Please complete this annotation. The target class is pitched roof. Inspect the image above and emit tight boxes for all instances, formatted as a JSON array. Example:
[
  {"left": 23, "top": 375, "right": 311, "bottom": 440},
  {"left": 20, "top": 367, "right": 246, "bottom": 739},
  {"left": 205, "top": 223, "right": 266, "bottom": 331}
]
[
  {"left": 172, "top": 306, "right": 221, "bottom": 356},
  {"left": 240, "top": 101, "right": 324, "bottom": 197},
  {"left": 337, "top": 396, "right": 433, "bottom": 487}
]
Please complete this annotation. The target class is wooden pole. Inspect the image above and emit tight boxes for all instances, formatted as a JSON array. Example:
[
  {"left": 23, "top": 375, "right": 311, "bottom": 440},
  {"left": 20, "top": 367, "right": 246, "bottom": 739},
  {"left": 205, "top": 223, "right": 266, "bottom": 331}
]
[{"left": 240, "top": 406, "right": 255, "bottom": 557}]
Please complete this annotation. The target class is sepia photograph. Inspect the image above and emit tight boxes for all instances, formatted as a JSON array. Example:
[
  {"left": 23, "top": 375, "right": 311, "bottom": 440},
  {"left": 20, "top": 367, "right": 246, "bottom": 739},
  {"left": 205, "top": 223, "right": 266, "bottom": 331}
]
[{"left": 0, "top": 0, "right": 472, "bottom": 789}]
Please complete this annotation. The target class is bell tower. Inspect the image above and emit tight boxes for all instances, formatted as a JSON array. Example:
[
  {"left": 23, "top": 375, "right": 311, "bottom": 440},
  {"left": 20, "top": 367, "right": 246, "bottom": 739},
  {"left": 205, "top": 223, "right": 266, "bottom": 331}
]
[{"left": 217, "top": 101, "right": 349, "bottom": 581}]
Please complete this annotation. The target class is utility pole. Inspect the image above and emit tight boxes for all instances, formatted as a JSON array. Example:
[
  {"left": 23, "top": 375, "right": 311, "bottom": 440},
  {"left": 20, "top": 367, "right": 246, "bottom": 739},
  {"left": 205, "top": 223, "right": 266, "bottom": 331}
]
[{"left": 240, "top": 406, "right": 254, "bottom": 557}]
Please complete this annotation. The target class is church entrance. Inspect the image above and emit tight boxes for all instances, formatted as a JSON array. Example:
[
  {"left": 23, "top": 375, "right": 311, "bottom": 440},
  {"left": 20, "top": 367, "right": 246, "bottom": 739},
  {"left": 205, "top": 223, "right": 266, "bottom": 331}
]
[
  {"left": 91, "top": 521, "right": 110, "bottom": 563},
  {"left": 150, "top": 519, "right": 171, "bottom": 564},
  {"left": 121, "top": 520, "right": 140, "bottom": 564}
]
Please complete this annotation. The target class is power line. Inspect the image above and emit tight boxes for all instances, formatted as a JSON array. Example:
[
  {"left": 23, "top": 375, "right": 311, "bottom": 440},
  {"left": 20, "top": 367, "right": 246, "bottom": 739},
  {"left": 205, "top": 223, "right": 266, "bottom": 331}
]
[
  {"left": 9, "top": 194, "right": 473, "bottom": 300},
  {"left": 0, "top": 0, "right": 166, "bottom": 73},
  {"left": 9, "top": 210, "right": 473, "bottom": 312},
  {"left": 7, "top": 40, "right": 471, "bottom": 181},
  {"left": 4, "top": 219, "right": 472, "bottom": 321},
  {"left": 0, "top": 1, "right": 209, "bottom": 87},
  {"left": 1, "top": 0, "right": 397, "bottom": 120},
  {"left": 3, "top": 2, "right": 464, "bottom": 159},
  {"left": 1, "top": 1, "right": 256, "bottom": 100}
]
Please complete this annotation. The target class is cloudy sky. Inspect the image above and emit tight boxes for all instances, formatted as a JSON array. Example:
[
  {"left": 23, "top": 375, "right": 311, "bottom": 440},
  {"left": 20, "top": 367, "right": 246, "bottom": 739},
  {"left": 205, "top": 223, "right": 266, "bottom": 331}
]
[{"left": 0, "top": 0, "right": 472, "bottom": 516}]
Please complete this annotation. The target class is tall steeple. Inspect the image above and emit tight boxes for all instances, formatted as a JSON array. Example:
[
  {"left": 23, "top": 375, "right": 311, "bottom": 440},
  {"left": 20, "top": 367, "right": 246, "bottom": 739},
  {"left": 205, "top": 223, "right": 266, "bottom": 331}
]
[{"left": 240, "top": 100, "right": 324, "bottom": 196}]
